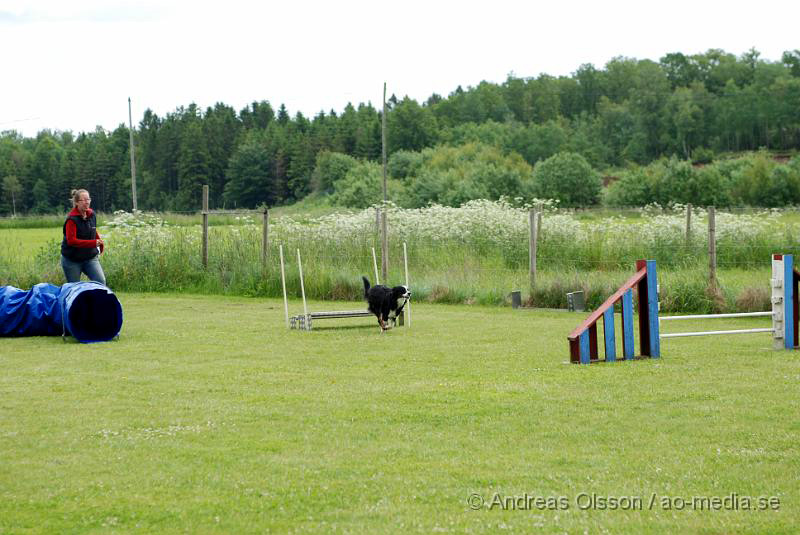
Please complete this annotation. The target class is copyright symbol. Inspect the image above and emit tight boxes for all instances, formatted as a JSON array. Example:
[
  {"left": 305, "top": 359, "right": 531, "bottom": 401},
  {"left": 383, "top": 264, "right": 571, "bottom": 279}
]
[{"left": 467, "top": 493, "right": 484, "bottom": 510}]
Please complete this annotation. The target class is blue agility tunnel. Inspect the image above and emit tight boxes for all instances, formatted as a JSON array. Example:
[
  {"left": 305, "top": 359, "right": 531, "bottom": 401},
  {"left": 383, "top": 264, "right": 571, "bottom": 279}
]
[{"left": 0, "top": 282, "right": 123, "bottom": 343}]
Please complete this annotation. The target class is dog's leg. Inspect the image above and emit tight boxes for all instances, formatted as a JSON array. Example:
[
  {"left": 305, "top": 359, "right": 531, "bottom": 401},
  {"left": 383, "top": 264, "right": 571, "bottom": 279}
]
[{"left": 378, "top": 317, "right": 386, "bottom": 332}]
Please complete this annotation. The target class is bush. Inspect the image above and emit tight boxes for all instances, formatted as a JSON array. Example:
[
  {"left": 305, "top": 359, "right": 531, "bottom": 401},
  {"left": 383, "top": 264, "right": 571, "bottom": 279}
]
[
  {"left": 604, "top": 167, "right": 653, "bottom": 206},
  {"left": 403, "top": 143, "right": 535, "bottom": 208},
  {"left": 510, "top": 120, "right": 569, "bottom": 165},
  {"left": 724, "top": 152, "right": 800, "bottom": 206},
  {"left": 311, "top": 151, "right": 358, "bottom": 194},
  {"left": 691, "top": 147, "right": 714, "bottom": 164},
  {"left": 531, "top": 152, "right": 602, "bottom": 207},
  {"left": 330, "top": 161, "right": 405, "bottom": 208},
  {"left": 387, "top": 150, "right": 424, "bottom": 180}
]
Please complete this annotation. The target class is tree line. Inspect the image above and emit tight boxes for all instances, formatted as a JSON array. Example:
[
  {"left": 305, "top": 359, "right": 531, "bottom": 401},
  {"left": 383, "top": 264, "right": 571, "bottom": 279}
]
[{"left": 2, "top": 48, "right": 800, "bottom": 215}]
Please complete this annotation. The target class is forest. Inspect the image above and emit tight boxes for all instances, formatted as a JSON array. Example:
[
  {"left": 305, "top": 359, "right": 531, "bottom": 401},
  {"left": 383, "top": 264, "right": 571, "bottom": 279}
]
[{"left": 2, "top": 48, "right": 800, "bottom": 215}]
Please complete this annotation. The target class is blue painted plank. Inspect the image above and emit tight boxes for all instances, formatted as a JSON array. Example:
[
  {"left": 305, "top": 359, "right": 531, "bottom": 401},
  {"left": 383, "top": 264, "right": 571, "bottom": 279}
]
[
  {"left": 785, "top": 255, "right": 794, "bottom": 349},
  {"left": 579, "top": 330, "right": 590, "bottom": 364},
  {"left": 622, "top": 289, "right": 634, "bottom": 360},
  {"left": 603, "top": 307, "right": 616, "bottom": 362},
  {"left": 646, "top": 260, "right": 660, "bottom": 358}
]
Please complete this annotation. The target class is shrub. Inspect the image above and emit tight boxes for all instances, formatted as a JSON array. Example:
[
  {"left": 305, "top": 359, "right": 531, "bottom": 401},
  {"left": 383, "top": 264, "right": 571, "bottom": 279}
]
[
  {"left": 691, "top": 147, "right": 714, "bottom": 164},
  {"left": 330, "top": 161, "right": 405, "bottom": 208},
  {"left": 510, "top": 121, "right": 569, "bottom": 165},
  {"left": 531, "top": 152, "right": 602, "bottom": 207},
  {"left": 604, "top": 167, "right": 653, "bottom": 206},
  {"left": 387, "top": 150, "right": 424, "bottom": 180},
  {"left": 404, "top": 143, "right": 535, "bottom": 207},
  {"left": 311, "top": 151, "right": 358, "bottom": 194}
]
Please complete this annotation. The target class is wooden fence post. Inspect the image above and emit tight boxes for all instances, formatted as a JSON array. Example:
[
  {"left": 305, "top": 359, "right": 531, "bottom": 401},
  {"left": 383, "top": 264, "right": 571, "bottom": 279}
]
[
  {"left": 529, "top": 208, "right": 538, "bottom": 293},
  {"left": 708, "top": 205, "right": 716, "bottom": 286},
  {"left": 261, "top": 207, "right": 269, "bottom": 267},
  {"left": 202, "top": 185, "right": 209, "bottom": 268}
]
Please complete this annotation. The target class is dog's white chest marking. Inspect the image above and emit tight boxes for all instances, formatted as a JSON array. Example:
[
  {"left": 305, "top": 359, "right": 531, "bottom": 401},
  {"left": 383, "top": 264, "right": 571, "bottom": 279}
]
[{"left": 390, "top": 297, "right": 407, "bottom": 319}]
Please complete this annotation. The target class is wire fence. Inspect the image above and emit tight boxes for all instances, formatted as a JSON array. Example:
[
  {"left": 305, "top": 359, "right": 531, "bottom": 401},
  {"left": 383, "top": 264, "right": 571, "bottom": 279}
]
[{"left": 3, "top": 199, "right": 797, "bottom": 312}]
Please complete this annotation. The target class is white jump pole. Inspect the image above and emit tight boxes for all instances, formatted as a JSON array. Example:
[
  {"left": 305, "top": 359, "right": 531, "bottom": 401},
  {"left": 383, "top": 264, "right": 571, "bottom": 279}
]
[
  {"left": 661, "top": 327, "right": 774, "bottom": 338},
  {"left": 371, "top": 247, "right": 380, "bottom": 285},
  {"left": 660, "top": 311, "right": 773, "bottom": 321},
  {"left": 297, "top": 249, "right": 308, "bottom": 324},
  {"left": 403, "top": 241, "right": 411, "bottom": 327},
  {"left": 659, "top": 253, "right": 796, "bottom": 344},
  {"left": 659, "top": 311, "right": 775, "bottom": 338},
  {"left": 280, "top": 245, "right": 289, "bottom": 328}
]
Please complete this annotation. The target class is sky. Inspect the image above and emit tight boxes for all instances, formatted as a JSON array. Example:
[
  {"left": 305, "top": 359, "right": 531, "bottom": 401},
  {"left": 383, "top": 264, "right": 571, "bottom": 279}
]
[{"left": 1, "top": 0, "right": 798, "bottom": 137}]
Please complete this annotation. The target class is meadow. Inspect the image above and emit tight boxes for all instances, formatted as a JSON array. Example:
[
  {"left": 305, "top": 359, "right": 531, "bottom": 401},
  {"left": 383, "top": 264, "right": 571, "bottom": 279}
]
[
  {"left": 1, "top": 294, "right": 798, "bottom": 534},
  {"left": 2, "top": 202, "right": 798, "bottom": 313}
]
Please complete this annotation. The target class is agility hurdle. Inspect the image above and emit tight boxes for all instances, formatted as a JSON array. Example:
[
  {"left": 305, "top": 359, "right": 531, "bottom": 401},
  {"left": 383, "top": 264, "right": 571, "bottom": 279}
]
[
  {"left": 281, "top": 244, "right": 411, "bottom": 331},
  {"left": 567, "top": 254, "right": 800, "bottom": 363},
  {"left": 659, "top": 254, "right": 798, "bottom": 349},
  {"left": 567, "top": 260, "right": 659, "bottom": 364}
]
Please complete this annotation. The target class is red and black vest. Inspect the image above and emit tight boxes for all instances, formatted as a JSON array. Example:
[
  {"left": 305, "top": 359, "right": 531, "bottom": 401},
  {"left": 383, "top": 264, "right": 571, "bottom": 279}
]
[{"left": 61, "top": 213, "right": 99, "bottom": 262}]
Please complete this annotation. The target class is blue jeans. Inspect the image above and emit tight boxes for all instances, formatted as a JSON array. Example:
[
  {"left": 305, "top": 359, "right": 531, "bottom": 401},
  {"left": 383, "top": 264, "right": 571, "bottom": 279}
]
[{"left": 61, "top": 255, "right": 106, "bottom": 286}]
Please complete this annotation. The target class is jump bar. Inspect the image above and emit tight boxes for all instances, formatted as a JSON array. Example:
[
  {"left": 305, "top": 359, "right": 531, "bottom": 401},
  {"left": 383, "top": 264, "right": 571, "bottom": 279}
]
[
  {"left": 660, "top": 327, "right": 774, "bottom": 338},
  {"left": 660, "top": 311, "right": 773, "bottom": 321}
]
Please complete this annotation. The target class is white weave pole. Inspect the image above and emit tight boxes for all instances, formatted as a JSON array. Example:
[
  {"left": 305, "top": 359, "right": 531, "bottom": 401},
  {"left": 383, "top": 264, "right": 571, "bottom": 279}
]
[
  {"left": 403, "top": 241, "right": 411, "bottom": 327},
  {"left": 297, "top": 249, "right": 308, "bottom": 321},
  {"left": 279, "top": 245, "right": 289, "bottom": 328},
  {"left": 371, "top": 247, "right": 380, "bottom": 285}
]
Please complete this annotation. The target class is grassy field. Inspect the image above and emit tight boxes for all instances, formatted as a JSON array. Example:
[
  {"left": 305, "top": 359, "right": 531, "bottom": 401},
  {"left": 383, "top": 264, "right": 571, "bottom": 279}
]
[
  {"left": 1, "top": 294, "right": 797, "bottom": 534},
  {"left": 0, "top": 222, "right": 781, "bottom": 313},
  {"left": 0, "top": 227, "right": 60, "bottom": 256}
]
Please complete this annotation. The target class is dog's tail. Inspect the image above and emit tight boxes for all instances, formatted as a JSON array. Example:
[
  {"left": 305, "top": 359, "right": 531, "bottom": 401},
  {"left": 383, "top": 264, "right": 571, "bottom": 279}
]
[{"left": 362, "top": 276, "right": 370, "bottom": 298}]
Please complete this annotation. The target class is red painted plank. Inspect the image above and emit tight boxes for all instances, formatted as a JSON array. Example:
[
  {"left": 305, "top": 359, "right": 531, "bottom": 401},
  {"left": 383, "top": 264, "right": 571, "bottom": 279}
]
[
  {"left": 637, "top": 280, "right": 649, "bottom": 356},
  {"left": 567, "top": 266, "right": 647, "bottom": 341}
]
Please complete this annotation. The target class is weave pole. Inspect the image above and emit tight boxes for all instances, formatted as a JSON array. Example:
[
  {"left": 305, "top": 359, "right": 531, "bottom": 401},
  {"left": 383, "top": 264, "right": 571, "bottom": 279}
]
[
  {"left": 279, "top": 245, "right": 289, "bottom": 328},
  {"left": 371, "top": 247, "right": 380, "bottom": 285},
  {"left": 403, "top": 241, "right": 411, "bottom": 327},
  {"left": 297, "top": 249, "right": 307, "bottom": 321}
]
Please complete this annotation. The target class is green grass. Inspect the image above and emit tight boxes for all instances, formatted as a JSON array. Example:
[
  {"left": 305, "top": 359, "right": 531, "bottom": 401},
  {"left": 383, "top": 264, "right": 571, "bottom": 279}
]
[
  {"left": 0, "top": 196, "right": 341, "bottom": 230},
  {"left": 0, "top": 225, "right": 777, "bottom": 312},
  {"left": 1, "top": 294, "right": 797, "bottom": 533},
  {"left": 0, "top": 227, "right": 61, "bottom": 255}
]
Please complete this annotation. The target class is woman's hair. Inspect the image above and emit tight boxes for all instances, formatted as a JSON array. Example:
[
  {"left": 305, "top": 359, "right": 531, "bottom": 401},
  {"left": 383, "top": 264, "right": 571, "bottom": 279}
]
[{"left": 70, "top": 189, "right": 89, "bottom": 207}]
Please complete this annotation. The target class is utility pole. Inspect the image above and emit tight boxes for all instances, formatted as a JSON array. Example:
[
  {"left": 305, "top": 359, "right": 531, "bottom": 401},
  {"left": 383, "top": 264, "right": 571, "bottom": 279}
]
[
  {"left": 381, "top": 82, "right": 387, "bottom": 202},
  {"left": 380, "top": 83, "right": 389, "bottom": 281},
  {"left": 128, "top": 97, "right": 138, "bottom": 212}
]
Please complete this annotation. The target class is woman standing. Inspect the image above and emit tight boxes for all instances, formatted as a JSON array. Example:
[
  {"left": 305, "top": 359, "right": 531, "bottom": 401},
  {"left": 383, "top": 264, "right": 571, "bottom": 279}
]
[{"left": 61, "top": 189, "right": 106, "bottom": 285}]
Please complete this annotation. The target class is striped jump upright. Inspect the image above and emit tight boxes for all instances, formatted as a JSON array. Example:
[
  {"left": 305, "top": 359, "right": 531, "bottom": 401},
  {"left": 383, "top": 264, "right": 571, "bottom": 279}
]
[
  {"left": 567, "top": 260, "right": 659, "bottom": 364},
  {"left": 772, "top": 254, "right": 798, "bottom": 349}
]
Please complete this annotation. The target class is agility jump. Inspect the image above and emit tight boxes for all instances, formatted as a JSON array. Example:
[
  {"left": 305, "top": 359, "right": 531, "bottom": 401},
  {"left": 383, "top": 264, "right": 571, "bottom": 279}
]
[{"left": 567, "top": 254, "right": 798, "bottom": 363}]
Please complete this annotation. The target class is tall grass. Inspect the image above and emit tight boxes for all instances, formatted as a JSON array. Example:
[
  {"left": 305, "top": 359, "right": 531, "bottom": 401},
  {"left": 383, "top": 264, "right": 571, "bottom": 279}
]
[
  {"left": 3, "top": 201, "right": 793, "bottom": 312},
  {"left": 0, "top": 210, "right": 270, "bottom": 229}
]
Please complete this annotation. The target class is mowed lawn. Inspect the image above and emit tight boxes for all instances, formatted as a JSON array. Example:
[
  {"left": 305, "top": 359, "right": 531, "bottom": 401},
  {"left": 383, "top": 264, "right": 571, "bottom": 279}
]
[{"left": 0, "top": 294, "right": 797, "bottom": 534}]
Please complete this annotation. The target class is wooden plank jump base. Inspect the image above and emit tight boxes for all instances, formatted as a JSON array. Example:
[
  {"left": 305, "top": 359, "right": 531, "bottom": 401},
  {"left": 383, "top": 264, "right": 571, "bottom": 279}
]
[
  {"left": 567, "top": 254, "right": 800, "bottom": 363},
  {"left": 290, "top": 310, "right": 405, "bottom": 331},
  {"left": 567, "top": 259, "right": 659, "bottom": 364}
]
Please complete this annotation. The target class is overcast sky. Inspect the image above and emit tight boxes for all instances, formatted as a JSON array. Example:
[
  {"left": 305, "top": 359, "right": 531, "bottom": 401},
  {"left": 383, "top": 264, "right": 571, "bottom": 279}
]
[{"left": 1, "top": 0, "right": 798, "bottom": 137}]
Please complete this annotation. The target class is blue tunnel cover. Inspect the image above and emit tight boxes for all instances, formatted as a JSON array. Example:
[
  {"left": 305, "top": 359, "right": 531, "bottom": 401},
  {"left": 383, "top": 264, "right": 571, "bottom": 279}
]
[{"left": 0, "top": 282, "right": 123, "bottom": 343}]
